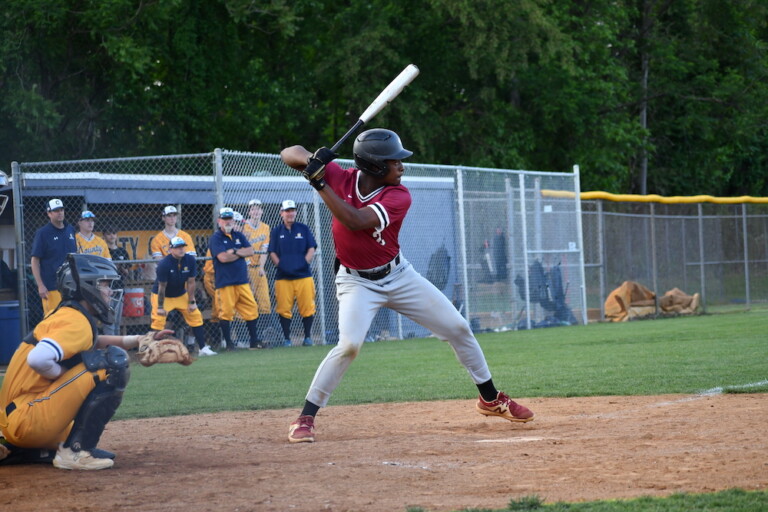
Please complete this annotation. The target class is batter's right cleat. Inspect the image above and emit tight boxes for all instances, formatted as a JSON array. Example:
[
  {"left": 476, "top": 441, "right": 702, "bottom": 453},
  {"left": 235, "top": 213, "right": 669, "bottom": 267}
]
[
  {"left": 53, "top": 444, "right": 114, "bottom": 470},
  {"left": 476, "top": 392, "right": 534, "bottom": 423},
  {"left": 288, "top": 415, "right": 315, "bottom": 443}
]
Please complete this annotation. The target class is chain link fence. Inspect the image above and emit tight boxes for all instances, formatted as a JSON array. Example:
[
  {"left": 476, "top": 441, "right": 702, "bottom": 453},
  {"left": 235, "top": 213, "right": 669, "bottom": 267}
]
[
  {"left": 581, "top": 200, "right": 768, "bottom": 317},
  {"left": 11, "top": 152, "right": 585, "bottom": 347}
]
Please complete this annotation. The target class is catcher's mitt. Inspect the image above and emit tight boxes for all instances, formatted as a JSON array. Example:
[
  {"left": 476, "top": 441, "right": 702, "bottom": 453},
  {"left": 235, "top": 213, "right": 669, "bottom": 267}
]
[{"left": 136, "top": 331, "right": 194, "bottom": 367}]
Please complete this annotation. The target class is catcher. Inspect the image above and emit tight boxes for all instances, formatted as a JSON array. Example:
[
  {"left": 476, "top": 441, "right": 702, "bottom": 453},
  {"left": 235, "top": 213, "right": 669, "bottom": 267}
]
[{"left": 0, "top": 254, "right": 192, "bottom": 470}]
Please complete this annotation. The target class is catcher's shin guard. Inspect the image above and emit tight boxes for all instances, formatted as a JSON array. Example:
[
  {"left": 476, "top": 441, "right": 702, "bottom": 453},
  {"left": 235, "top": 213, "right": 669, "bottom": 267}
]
[{"left": 65, "top": 346, "right": 130, "bottom": 452}]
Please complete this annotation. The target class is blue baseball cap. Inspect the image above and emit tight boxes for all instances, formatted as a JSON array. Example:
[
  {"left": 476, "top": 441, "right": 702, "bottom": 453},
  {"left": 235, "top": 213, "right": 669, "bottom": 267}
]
[{"left": 80, "top": 210, "right": 96, "bottom": 219}]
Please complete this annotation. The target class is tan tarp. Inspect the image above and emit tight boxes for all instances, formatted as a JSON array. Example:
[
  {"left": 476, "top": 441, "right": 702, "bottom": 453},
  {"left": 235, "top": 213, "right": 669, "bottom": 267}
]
[
  {"left": 605, "top": 282, "right": 700, "bottom": 322},
  {"left": 604, "top": 281, "right": 656, "bottom": 322},
  {"left": 659, "top": 287, "right": 700, "bottom": 314}
]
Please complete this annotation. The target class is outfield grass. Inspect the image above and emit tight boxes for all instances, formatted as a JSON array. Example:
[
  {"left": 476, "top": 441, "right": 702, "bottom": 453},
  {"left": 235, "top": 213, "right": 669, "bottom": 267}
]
[{"left": 114, "top": 309, "right": 767, "bottom": 419}]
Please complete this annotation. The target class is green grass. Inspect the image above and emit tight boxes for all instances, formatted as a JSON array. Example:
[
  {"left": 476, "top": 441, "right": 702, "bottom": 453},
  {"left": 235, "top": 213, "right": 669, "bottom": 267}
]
[
  {"left": 110, "top": 309, "right": 767, "bottom": 419},
  {"left": 2, "top": 310, "right": 766, "bottom": 511}
]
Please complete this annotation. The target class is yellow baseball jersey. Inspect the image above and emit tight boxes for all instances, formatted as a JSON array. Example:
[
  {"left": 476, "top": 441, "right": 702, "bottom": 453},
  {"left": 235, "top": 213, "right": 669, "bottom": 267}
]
[
  {"left": 76, "top": 233, "right": 112, "bottom": 259},
  {"left": 241, "top": 221, "right": 270, "bottom": 265},
  {"left": 151, "top": 230, "right": 196, "bottom": 258},
  {"left": 241, "top": 222, "right": 271, "bottom": 314},
  {"left": 0, "top": 307, "right": 107, "bottom": 449}
]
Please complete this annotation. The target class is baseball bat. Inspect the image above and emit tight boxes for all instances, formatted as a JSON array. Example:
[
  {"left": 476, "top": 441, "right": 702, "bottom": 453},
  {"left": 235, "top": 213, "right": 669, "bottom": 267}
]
[{"left": 330, "top": 64, "right": 420, "bottom": 153}]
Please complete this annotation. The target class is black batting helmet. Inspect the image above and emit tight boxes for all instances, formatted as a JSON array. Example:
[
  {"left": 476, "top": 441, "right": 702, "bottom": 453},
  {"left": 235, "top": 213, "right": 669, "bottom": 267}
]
[
  {"left": 353, "top": 129, "right": 413, "bottom": 178},
  {"left": 57, "top": 253, "right": 123, "bottom": 324}
]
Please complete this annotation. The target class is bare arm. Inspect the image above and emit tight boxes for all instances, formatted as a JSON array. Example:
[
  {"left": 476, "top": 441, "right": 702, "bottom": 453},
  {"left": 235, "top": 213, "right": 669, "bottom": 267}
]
[
  {"left": 30, "top": 256, "right": 48, "bottom": 298},
  {"left": 186, "top": 277, "right": 197, "bottom": 311},
  {"left": 305, "top": 246, "right": 316, "bottom": 264}
]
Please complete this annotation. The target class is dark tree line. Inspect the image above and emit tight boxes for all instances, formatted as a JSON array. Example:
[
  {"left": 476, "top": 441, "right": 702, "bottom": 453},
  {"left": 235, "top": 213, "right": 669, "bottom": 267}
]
[{"left": 2, "top": 0, "right": 767, "bottom": 195}]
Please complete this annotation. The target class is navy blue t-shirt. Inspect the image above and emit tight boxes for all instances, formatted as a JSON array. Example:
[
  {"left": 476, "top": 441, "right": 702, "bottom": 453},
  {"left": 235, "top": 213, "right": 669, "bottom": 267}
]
[
  {"left": 31, "top": 222, "right": 77, "bottom": 290},
  {"left": 209, "top": 229, "right": 250, "bottom": 288},
  {"left": 152, "top": 253, "right": 197, "bottom": 297},
  {"left": 268, "top": 222, "right": 317, "bottom": 280}
]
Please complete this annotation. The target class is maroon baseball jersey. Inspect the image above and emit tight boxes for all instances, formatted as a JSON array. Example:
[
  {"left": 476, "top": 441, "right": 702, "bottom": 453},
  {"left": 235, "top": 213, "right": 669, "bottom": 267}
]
[{"left": 324, "top": 162, "right": 411, "bottom": 269}]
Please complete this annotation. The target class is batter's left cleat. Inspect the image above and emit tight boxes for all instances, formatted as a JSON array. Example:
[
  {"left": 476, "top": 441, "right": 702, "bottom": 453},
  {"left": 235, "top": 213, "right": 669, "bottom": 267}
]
[
  {"left": 476, "top": 392, "right": 534, "bottom": 423},
  {"left": 288, "top": 415, "right": 315, "bottom": 443},
  {"left": 53, "top": 444, "right": 114, "bottom": 470}
]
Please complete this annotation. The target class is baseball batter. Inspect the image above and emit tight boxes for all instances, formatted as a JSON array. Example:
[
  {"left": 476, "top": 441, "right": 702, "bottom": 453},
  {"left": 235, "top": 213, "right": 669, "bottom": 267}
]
[{"left": 280, "top": 128, "right": 534, "bottom": 443}]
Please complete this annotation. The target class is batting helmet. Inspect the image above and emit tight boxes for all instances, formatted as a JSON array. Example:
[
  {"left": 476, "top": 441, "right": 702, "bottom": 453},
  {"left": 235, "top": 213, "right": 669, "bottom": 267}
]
[
  {"left": 57, "top": 253, "right": 123, "bottom": 324},
  {"left": 353, "top": 129, "right": 413, "bottom": 178}
]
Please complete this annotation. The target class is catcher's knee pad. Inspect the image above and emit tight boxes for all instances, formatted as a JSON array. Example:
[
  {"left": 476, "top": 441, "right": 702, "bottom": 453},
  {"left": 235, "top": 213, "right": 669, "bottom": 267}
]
[
  {"left": 65, "top": 356, "right": 128, "bottom": 453},
  {"left": 81, "top": 345, "right": 131, "bottom": 391}
]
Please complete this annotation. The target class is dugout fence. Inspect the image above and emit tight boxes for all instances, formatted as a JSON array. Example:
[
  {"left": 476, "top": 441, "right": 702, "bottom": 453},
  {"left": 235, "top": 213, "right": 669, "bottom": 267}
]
[{"left": 11, "top": 152, "right": 586, "bottom": 344}]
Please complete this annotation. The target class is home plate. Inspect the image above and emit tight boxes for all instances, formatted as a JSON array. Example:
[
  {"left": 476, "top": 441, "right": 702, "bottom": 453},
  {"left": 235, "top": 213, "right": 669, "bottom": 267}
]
[{"left": 476, "top": 437, "right": 547, "bottom": 443}]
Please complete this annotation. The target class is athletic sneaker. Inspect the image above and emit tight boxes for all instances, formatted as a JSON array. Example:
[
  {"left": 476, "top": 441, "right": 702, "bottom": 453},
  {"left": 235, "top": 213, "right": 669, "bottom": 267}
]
[
  {"left": 476, "top": 391, "right": 534, "bottom": 423},
  {"left": 53, "top": 444, "right": 114, "bottom": 470},
  {"left": 283, "top": 339, "right": 292, "bottom": 347},
  {"left": 302, "top": 337, "right": 313, "bottom": 346},
  {"left": 288, "top": 415, "right": 315, "bottom": 443},
  {"left": 199, "top": 345, "right": 218, "bottom": 356}
]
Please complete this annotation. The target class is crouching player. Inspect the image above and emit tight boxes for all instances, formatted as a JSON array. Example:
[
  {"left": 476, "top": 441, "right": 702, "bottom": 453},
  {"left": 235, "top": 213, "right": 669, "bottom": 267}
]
[{"left": 0, "top": 254, "right": 166, "bottom": 470}]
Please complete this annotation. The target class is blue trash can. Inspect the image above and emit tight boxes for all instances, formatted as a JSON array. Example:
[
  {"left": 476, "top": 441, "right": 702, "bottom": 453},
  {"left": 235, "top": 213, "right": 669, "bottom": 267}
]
[{"left": 0, "top": 300, "right": 21, "bottom": 365}]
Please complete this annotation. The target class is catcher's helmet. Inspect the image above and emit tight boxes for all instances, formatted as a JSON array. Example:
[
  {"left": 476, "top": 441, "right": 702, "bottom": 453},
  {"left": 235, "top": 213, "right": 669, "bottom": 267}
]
[
  {"left": 353, "top": 129, "right": 413, "bottom": 178},
  {"left": 57, "top": 253, "right": 123, "bottom": 324}
]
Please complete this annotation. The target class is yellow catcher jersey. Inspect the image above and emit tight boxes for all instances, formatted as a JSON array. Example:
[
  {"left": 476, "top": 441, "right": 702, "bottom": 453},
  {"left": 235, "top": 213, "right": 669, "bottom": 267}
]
[{"left": 0, "top": 307, "right": 94, "bottom": 429}]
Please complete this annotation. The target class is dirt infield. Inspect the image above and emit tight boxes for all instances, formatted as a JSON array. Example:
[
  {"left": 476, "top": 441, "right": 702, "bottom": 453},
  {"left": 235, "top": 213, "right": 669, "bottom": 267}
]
[{"left": 3, "top": 393, "right": 766, "bottom": 512}]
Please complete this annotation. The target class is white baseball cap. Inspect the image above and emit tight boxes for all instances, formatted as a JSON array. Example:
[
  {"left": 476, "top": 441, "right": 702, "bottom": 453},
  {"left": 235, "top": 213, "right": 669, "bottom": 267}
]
[
  {"left": 219, "top": 207, "right": 235, "bottom": 219},
  {"left": 233, "top": 211, "right": 244, "bottom": 222},
  {"left": 47, "top": 198, "right": 64, "bottom": 211},
  {"left": 163, "top": 205, "right": 178, "bottom": 216},
  {"left": 169, "top": 236, "right": 187, "bottom": 248},
  {"left": 281, "top": 199, "right": 297, "bottom": 211},
  {"left": 248, "top": 199, "right": 263, "bottom": 206}
]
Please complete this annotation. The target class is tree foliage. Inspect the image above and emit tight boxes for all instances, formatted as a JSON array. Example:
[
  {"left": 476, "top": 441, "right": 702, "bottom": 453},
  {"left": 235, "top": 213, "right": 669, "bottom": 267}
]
[{"left": 1, "top": 0, "right": 767, "bottom": 195}]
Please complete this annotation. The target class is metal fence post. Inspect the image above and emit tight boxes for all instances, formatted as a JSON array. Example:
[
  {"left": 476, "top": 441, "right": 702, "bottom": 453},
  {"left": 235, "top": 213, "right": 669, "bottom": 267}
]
[
  {"left": 650, "top": 202, "right": 658, "bottom": 295},
  {"left": 596, "top": 198, "right": 606, "bottom": 321},
  {"left": 455, "top": 168, "right": 470, "bottom": 321},
  {"left": 12, "top": 161, "right": 28, "bottom": 332},
  {"left": 698, "top": 203, "right": 706, "bottom": 311},
  {"left": 742, "top": 203, "right": 751, "bottom": 310},
  {"left": 518, "top": 174, "right": 531, "bottom": 330},
  {"left": 312, "top": 193, "right": 327, "bottom": 343},
  {"left": 213, "top": 149, "right": 224, "bottom": 226},
  {"left": 573, "top": 165, "right": 588, "bottom": 325}
]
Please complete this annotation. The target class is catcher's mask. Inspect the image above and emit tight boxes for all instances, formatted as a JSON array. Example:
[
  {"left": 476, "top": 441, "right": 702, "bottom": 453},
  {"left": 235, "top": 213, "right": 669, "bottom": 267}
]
[
  {"left": 57, "top": 254, "right": 123, "bottom": 324},
  {"left": 353, "top": 128, "right": 413, "bottom": 178}
]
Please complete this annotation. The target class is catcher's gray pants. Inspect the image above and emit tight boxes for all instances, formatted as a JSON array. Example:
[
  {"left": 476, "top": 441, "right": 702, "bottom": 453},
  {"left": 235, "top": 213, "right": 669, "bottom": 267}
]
[{"left": 305, "top": 258, "right": 492, "bottom": 408}]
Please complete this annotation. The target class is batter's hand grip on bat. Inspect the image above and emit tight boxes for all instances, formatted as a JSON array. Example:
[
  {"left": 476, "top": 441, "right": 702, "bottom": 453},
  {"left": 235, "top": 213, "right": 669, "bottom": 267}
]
[{"left": 359, "top": 64, "right": 420, "bottom": 123}]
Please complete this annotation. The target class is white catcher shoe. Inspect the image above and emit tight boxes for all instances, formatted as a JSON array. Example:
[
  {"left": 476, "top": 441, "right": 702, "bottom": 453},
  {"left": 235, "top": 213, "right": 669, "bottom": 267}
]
[{"left": 53, "top": 444, "right": 114, "bottom": 470}]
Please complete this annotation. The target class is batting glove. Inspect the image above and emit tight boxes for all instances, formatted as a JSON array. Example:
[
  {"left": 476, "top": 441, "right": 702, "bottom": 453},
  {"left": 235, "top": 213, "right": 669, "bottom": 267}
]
[{"left": 303, "top": 147, "right": 338, "bottom": 181}]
